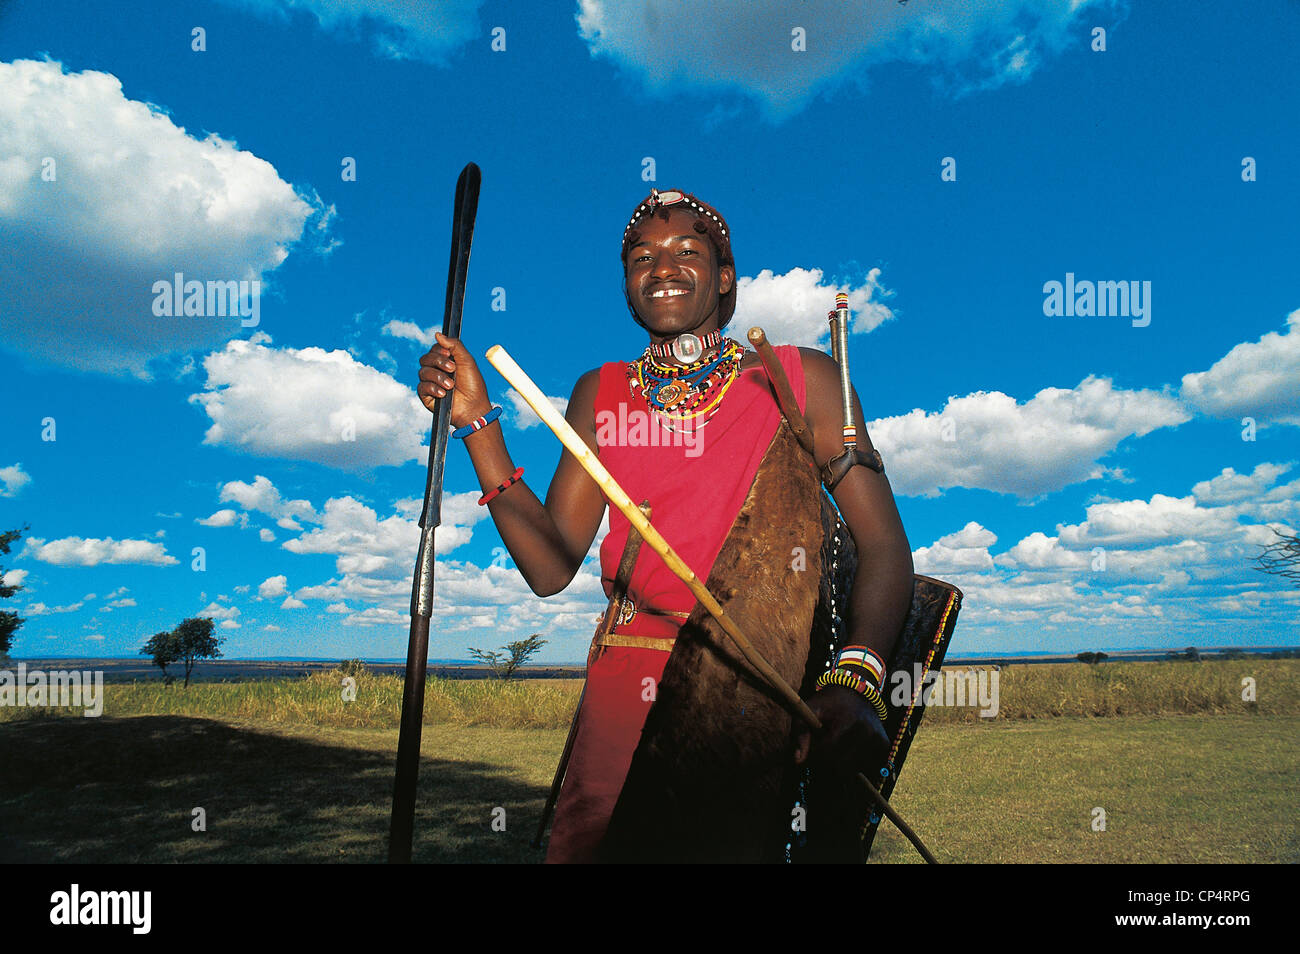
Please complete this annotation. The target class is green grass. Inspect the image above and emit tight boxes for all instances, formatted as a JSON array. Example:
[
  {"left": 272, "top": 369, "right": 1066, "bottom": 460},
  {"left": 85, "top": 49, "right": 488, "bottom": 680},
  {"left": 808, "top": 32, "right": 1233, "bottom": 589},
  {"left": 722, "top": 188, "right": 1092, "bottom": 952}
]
[
  {"left": 0, "top": 671, "right": 583, "bottom": 729},
  {"left": 2, "top": 712, "right": 1295, "bottom": 863},
  {"left": 3, "top": 660, "right": 1296, "bottom": 863},
  {"left": 919, "top": 659, "right": 1300, "bottom": 722},
  {"left": 3, "top": 659, "right": 1294, "bottom": 728}
]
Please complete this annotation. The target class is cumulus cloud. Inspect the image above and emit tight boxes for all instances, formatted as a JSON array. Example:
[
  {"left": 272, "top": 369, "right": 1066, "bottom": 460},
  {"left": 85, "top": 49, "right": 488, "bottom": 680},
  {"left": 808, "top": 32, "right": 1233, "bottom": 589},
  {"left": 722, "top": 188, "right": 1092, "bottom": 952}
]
[
  {"left": 196, "top": 509, "right": 246, "bottom": 528},
  {"left": 504, "top": 388, "right": 570, "bottom": 430},
  {"left": 870, "top": 375, "right": 1189, "bottom": 498},
  {"left": 190, "top": 334, "right": 429, "bottom": 469},
  {"left": 23, "top": 536, "right": 178, "bottom": 567},
  {"left": 258, "top": 575, "right": 289, "bottom": 599},
  {"left": 0, "top": 463, "right": 31, "bottom": 497},
  {"left": 0, "top": 59, "right": 335, "bottom": 378},
  {"left": 1056, "top": 494, "right": 1244, "bottom": 548},
  {"left": 25, "top": 601, "right": 84, "bottom": 616},
  {"left": 383, "top": 319, "right": 436, "bottom": 348},
  {"left": 576, "top": 0, "right": 1118, "bottom": 119},
  {"left": 733, "top": 267, "right": 893, "bottom": 348},
  {"left": 198, "top": 602, "right": 241, "bottom": 622},
  {"left": 912, "top": 521, "right": 998, "bottom": 575},
  {"left": 218, "top": 474, "right": 319, "bottom": 525},
  {"left": 2, "top": 568, "right": 28, "bottom": 588},
  {"left": 215, "top": 0, "right": 486, "bottom": 64},
  {"left": 259, "top": 528, "right": 276, "bottom": 542},
  {"left": 1180, "top": 308, "right": 1300, "bottom": 426}
]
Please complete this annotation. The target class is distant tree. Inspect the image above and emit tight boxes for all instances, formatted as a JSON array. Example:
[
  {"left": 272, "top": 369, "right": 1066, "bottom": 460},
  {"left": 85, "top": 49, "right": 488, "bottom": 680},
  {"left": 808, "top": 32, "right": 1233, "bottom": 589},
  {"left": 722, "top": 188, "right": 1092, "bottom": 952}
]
[
  {"left": 0, "top": 525, "right": 29, "bottom": 658},
  {"left": 1254, "top": 528, "right": 1300, "bottom": 587},
  {"left": 141, "top": 628, "right": 182, "bottom": 682},
  {"left": 1183, "top": 646, "right": 1201, "bottom": 662},
  {"left": 468, "top": 634, "right": 547, "bottom": 679},
  {"left": 339, "top": 658, "right": 369, "bottom": 677},
  {"left": 140, "top": 617, "right": 224, "bottom": 688},
  {"left": 1076, "top": 651, "right": 1109, "bottom": 664}
]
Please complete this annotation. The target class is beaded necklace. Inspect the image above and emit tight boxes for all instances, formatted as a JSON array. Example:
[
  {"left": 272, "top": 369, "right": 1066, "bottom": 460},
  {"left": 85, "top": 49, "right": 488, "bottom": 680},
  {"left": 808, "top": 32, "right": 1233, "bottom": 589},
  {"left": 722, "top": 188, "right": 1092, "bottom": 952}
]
[{"left": 627, "top": 336, "right": 745, "bottom": 431}]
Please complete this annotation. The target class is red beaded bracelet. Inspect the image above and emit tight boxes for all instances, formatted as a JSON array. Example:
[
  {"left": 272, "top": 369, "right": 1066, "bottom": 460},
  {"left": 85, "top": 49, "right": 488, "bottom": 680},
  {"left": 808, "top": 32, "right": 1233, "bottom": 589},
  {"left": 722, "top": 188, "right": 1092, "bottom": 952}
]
[{"left": 478, "top": 466, "right": 525, "bottom": 506}]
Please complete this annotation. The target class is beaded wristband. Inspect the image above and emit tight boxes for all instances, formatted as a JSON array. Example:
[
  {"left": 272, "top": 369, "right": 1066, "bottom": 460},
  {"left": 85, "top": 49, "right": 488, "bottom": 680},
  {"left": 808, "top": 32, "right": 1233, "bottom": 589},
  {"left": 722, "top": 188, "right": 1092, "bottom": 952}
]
[
  {"left": 835, "top": 645, "right": 886, "bottom": 687},
  {"left": 478, "top": 466, "right": 525, "bottom": 506},
  {"left": 816, "top": 667, "right": 889, "bottom": 721},
  {"left": 452, "top": 405, "right": 503, "bottom": 439}
]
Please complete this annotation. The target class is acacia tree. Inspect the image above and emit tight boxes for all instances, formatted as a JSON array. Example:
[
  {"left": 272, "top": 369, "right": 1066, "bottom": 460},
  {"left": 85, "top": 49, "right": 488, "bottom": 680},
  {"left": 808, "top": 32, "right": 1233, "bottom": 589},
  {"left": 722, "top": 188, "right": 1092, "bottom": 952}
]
[
  {"left": 468, "top": 634, "right": 547, "bottom": 679},
  {"left": 0, "top": 526, "right": 28, "bottom": 659},
  {"left": 140, "top": 617, "right": 224, "bottom": 688},
  {"left": 1255, "top": 528, "right": 1300, "bottom": 588}
]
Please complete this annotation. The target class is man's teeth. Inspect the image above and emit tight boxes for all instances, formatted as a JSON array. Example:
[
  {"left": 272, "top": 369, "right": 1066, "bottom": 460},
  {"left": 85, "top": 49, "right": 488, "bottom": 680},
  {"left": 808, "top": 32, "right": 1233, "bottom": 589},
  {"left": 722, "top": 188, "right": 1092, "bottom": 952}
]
[{"left": 650, "top": 288, "right": 689, "bottom": 298}]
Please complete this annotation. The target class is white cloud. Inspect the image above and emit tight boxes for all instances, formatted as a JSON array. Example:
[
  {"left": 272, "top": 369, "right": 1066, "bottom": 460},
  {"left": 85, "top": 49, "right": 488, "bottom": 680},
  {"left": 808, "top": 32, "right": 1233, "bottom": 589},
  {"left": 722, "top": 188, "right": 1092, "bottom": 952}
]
[
  {"left": 259, "top": 528, "right": 276, "bottom": 542},
  {"left": 1057, "top": 494, "right": 1244, "bottom": 548},
  {"left": 199, "top": 602, "right": 241, "bottom": 621},
  {"left": 219, "top": 619, "right": 241, "bottom": 630},
  {"left": 23, "top": 536, "right": 178, "bottom": 567},
  {"left": 219, "top": 474, "right": 319, "bottom": 524},
  {"left": 196, "top": 508, "right": 244, "bottom": 528},
  {"left": 383, "top": 319, "right": 435, "bottom": 348},
  {"left": 281, "top": 596, "right": 306, "bottom": 610},
  {"left": 263, "top": 623, "right": 281, "bottom": 631},
  {"left": 190, "top": 334, "right": 430, "bottom": 469},
  {"left": 215, "top": 0, "right": 486, "bottom": 64},
  {"left": 258, "top": 575, "right": 289, "bottom": 599},
  {"left": 913, "top": 521, "right": 998, "bottom": 575},
  {"left": 0, "top": 59, "right": 334, "bottom": 378},
  {"left": 2, "top": 568, "right": 28, "bottom": 588},
  {"left": 108, "top": 597, "right": 136, "bottom": 608},
  {"left": 1192, "top": 462, "right": 1295, "bottom": 505},
  {"left": 0, "top": 463, "right": 31, "bottom": 497},
  {"left": 870, "top": 375, "right": 1189, "bottom": 498},
  {"left": 733, "top": 267, "right": 893, "bottom": 348},
  {"left": 504, "top": 388, "right": 570, "bottom": 430},
  {"left": 25, "top": 601, "right": 84, "bottom": 616},
  {"left": 576, "top": 0, "right": 1116, "bottom": 119},
  {"left": 1180, "top": 309, "right": 1300, "bottom": 426}
]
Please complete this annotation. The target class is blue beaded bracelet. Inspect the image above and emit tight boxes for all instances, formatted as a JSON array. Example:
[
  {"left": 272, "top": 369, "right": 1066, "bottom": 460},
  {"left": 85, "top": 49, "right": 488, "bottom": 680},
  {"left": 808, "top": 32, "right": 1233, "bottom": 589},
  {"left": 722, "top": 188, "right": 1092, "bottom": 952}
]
[{"left": 452, "top": 405, "right": 503, "bottom": 439}]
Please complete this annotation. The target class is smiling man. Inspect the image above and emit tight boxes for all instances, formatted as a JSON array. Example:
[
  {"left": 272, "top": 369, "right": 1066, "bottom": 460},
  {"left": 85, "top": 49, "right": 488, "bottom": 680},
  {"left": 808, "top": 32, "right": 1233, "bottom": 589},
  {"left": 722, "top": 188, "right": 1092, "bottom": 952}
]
[{"left": 419, "top": 188, "right": 914, "bottom": 862}]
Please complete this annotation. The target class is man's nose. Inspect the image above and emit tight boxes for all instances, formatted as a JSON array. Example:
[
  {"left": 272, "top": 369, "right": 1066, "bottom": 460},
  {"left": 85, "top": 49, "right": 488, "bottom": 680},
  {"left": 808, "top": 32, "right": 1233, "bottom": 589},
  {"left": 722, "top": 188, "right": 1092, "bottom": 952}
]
[{"left": 650, "top": 250, "right": 680, "bottom": 278}]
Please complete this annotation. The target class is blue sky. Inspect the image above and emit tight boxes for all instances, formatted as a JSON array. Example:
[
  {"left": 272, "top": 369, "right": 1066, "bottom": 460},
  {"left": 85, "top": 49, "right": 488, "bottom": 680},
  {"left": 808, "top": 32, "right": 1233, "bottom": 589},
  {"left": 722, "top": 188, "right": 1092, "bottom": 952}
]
[{"left": 1, "top": 0, "right": 1297, "bottom": 663}]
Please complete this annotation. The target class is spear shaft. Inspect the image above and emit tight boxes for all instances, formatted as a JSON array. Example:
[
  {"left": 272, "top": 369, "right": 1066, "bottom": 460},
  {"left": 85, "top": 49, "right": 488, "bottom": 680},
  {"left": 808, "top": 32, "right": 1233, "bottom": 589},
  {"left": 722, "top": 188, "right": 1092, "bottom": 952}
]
[{"left": 388, "top": 162, "right": 481, "bottom": 864}]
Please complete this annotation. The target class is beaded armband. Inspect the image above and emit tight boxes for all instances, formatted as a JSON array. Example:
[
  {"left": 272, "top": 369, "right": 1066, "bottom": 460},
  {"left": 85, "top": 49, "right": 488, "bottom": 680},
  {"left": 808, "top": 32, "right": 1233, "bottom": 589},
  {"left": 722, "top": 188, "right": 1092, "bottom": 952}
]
[
  {"left": 816, "top": 645, "right": 889, "bottom": 721},
  {"left": 452, "top": 405, "right": 503, "bottom": 439}
]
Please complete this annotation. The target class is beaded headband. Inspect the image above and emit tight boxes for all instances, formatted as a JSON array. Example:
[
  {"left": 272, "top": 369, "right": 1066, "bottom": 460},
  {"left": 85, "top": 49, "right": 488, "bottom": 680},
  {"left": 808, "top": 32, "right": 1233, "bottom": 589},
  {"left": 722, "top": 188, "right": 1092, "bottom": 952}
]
[{"left": 623, "top": 188, "right": 730, "bottom": 241}]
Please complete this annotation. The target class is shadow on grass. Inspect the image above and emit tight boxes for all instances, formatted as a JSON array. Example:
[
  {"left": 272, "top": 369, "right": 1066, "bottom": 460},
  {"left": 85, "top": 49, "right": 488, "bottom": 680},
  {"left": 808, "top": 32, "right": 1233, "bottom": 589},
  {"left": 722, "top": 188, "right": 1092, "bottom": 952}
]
[{"left": 0, "top": 715, "right": 549, "bottom": 864}]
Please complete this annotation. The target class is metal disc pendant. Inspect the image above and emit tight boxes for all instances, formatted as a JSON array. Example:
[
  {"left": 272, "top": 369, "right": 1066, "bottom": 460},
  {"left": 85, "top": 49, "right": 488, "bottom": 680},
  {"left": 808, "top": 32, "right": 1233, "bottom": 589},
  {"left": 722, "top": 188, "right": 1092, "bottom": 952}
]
[{"left": 672, "top": 333, "right": 702, "bottom": 364}]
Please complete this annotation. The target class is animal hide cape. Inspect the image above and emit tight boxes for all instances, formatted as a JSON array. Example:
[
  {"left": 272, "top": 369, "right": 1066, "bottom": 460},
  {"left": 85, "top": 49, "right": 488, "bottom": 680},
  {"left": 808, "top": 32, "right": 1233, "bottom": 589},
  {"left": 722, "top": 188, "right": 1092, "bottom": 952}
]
[
  {"left": 598, "top": 417, "right": 964, "bottom": 863},
  {"left": 601, "top": 418, "right": 851, "bottom": 862}
]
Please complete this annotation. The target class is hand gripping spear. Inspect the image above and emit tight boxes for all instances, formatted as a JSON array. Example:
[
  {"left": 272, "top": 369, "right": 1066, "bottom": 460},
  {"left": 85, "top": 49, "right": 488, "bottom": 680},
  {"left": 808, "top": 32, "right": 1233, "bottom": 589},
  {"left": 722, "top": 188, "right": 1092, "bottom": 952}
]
[{"left": 388, "top": 162, "right": 481, "bottom": 864}]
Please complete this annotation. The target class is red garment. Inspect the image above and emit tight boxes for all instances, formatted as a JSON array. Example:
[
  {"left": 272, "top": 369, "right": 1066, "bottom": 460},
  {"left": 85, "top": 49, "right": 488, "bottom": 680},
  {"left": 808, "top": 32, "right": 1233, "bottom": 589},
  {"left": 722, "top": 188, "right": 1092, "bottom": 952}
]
[{"left": 545, "top": 343, "right": 807, "bottom": 863}]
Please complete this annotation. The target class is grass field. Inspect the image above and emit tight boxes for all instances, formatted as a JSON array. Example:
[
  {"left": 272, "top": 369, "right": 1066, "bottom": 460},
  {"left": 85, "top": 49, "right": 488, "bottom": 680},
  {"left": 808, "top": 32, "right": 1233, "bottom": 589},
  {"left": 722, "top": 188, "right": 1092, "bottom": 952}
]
[
  {"left": 1, "top": 660, "right": 1297, "bottom": 863},
  {"left": 3, "top": 659, "right": 1296, "bottom": 727}
]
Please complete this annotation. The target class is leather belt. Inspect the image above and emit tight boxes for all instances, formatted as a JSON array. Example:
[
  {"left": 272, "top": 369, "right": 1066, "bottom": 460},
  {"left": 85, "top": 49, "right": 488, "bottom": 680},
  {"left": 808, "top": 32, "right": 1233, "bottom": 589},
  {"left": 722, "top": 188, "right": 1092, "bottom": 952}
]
[{"left": 594, "top": 633, "right": 679, "bottom": 652}]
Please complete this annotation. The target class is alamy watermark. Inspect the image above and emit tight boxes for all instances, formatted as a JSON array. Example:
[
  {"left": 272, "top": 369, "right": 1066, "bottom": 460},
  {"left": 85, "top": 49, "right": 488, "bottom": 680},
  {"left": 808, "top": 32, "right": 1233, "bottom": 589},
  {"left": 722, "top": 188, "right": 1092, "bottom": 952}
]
[
  {"left": 889, "top": 665, "right": 999, "bottom": 717},
  {"left": 151, "top": 272, "right": 260, "bottom": 327},
  {"left": 1043, "top": 272, "right": 1151, "bottom": 327},
  {"left": 0, "top": 664, "right": 104, "bottom": 717},
  {"left": 596, "top": 403, "right": 704, "bottom": 458}
]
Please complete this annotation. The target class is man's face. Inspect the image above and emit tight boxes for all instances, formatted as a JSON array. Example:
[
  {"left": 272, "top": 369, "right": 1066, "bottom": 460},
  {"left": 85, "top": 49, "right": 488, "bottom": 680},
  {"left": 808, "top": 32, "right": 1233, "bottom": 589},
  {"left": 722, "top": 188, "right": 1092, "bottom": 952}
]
[{"left": 624, "top": 207, "right": 734, "bottom": 338}]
